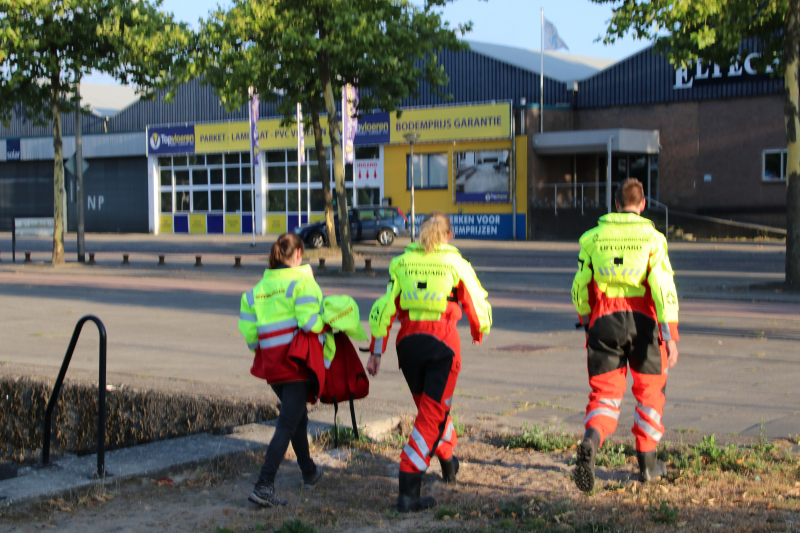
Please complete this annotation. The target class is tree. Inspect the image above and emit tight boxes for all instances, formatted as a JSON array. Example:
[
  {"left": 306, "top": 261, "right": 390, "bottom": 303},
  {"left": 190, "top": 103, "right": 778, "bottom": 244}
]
[
  {"left": 197, "top": 0, "right": 469, "bottom": 271},
  {"left": 590, "top": 0, "right": 798, "bottom": 287},
  {"left": 0, "top": 0, "right": 191, "bottom": 263}
]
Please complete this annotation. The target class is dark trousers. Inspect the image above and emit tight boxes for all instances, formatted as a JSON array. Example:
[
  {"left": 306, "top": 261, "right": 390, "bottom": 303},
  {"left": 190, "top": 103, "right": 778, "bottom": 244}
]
[{"left": 258, "top": 381, "right": 316, "bottom": 485}]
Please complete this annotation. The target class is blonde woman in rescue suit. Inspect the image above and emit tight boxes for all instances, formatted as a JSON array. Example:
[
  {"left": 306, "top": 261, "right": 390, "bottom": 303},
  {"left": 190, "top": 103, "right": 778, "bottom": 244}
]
[{"left": 367, "top": 212, "right": 492, "bottom": 512}]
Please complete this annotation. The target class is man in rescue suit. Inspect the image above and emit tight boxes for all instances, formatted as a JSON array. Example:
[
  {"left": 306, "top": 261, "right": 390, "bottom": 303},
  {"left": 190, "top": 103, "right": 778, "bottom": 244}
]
[
  {"left": 367, "top": 213, "right": 491, "bottom": 512},
  {"left": 571, "top": 178, "right": 680, "bottom": 493}
]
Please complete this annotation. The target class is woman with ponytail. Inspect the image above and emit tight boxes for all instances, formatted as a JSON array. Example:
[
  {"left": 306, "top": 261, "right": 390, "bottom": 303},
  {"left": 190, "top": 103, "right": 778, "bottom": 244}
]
[
  {"left": 238, "top": 233, "right": 325, "bottom": 507},
  {"left": 367, "top": 212, "right": 492, "bottom": 512}
]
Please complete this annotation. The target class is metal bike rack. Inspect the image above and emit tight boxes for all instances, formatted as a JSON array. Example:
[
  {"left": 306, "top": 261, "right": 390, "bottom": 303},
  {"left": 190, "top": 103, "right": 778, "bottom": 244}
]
[{"left": 41, "top": 315, "right": 108, "bottom": 478}]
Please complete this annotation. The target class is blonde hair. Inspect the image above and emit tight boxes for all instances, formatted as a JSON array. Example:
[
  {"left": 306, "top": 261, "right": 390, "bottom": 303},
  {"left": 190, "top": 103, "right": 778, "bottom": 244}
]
[{"left": 419, "top": 212, "right": 451, "bottom": 253}]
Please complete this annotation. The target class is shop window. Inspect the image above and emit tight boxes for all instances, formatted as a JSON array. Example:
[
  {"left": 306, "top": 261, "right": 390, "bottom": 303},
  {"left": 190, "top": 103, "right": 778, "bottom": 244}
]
[
  {"left": 226, "top": 191, "right": 240, "bottom": 213},
  {"left": 241, "top": 152, "right": 250, "bottom": 164},
  {"left": 158, "top": 157, "right": 172, "bottom": 167},
  {"left": 225, "top": 167, "right": 240, "bottom": 185},
  {"left": 225, "top": 153, "right": 239, "bottom": 164},
  {"left": 175, "top": 170, "right": 190, "bottom": 186},
  {"left": 266, "top": 151, "right": 284, "bottom": 164},
  {"left": 308, "top": 147, "right": 330, "bottom": 162},
  {"left": 189, "top": 155, "right": 205, "bottom": 166},
  {"left": 160, "top": 169, "right": 172, "bottom": 186},
  {"left": 310, "top": 189, "right": 326, "bottom": 211},
  {"left": 355, "top": 146, "right": 380, "bottom": 160},
  {"left": 308, "top": 164, "right": 323, "bottom": 183},
  {"left": 268, "top": 190, "right": 286, "bottom": 212},
  {"left": 288, "top": 189, "right": 309, "bottom": 212},
  {"left": 358, "top": 188, "right": 381, "bottom": 206},
  {"left": 210, "top": 168, "right": 223, "bottom": 185},
  {"left": 211, "top": 190, "right": 224, "bottom": 211},
  {"left": 242, "top": 166, "right": 252, "bottom": 184},
  {"left": 286, "top": 149, "right": 299, "bottom": 162},
  {"left": 207, "top": 154, "right": 223, "bottom": 165},
  {"left": 288, "top": 164, "right": 306, "bottom": 184},
  {"left": 191, "top": 169, "right": 208, "bottom": 185},
  {"left": 345, "top": 163, "right": 353, "bottom": 182},
  {"left": 242, "top": 190, "right": 253, "bottom": 212},
  {"left": 763, "top": 149, "right": 787, "bottom": 181},
  {"left": 407, "top": 153, "right": 447, "bottom": 190},
  {"left": 268, "top": 166, "right": 286, "bottom": 183},
  {"left": 193, "top": 190, "right": 209, "bottom": 211},
  {"left": 173, "top": 156, "right": 188, "bottom": 166},
  {"left": 175, "top": 191, "right": 190, "bottom": 212},
  {"left": 160, "top": 192, "right": 172, "bottom": 213}
]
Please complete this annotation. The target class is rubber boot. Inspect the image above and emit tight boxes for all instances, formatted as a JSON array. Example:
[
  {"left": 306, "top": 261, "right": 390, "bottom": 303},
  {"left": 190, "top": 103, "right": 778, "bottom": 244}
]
[
  {"left": 637, "top": 450, "right": 667, "bottom": 482},
  {"left": 396, "top": 472, "right": 436, "bottom": 513},
  {"left": 439, "top": 456, "right": 460, "bottom": 484},
  {"left": 573, "top": 428, "right": 601, "bottom": 493}
]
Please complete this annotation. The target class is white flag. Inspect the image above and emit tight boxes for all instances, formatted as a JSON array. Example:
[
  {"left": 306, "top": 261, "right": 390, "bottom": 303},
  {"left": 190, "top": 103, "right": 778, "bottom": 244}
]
[{"left": 543, "top": 18, "right": 569, "bottom": 52}]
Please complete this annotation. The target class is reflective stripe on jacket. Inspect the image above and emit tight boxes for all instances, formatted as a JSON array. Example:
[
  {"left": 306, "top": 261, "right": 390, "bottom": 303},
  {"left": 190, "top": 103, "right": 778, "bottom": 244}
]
[
  {"left": 239, "top": 264, "right": 325, "bottom": 383},
  {"left": 572, "top": 212, "right": 679, "bottom": 341},
  {"left": 368, "top": 243, "right": 492, "bottom": 355}
]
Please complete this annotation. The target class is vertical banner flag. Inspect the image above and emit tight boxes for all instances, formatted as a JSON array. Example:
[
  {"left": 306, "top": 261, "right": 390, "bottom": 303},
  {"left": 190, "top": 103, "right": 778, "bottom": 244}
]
[
  {"left": 250, "top": 91, "right": 260, "bottom": 164},
  {"left": 343, "top": 84, "right": 359, "bottom": 164},
  {"left": 297, "top": 103, "right": 305, "bottom": 164},
  {"left": 543, "top": 18, "right": 569, "bottom": 51}
]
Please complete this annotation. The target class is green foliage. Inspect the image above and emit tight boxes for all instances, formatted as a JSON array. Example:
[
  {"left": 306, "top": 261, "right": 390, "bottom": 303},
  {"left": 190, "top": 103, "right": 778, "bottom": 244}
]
[
  {"left": 590, "top": 0, "right": 787, "bottom": 72},
  {"left": 648, "top": 501, "right": 679, "bottom": 524},
  {"left": 499, "top": 499, "right": 526, "bottom": 518},
  {"left": 506, "top": 423, "right": 577, "bottom": 453},
  {"left": 452, "top": 412, "right": 466, "bottom": 437},
  {"left": 316, "top": 425, "right": 372, "bottom": 449},
  {"left": 273, "top": 519, "right": 318, "bottom": 533},
  {"left": 0, "top": 0, "right": 191, "bottom": 125},
  {"left": 214, "top": 528, "right": 235, "bottom": 533},
  {"left": 595, "top": 443, "right": 633, "bottom": 468}
]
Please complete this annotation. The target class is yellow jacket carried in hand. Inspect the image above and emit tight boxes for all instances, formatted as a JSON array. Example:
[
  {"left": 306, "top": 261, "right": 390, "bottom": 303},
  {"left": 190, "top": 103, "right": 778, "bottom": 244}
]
[
  {"left": 571, "top": 212, "right": 679, "bottom": 341},
  {"left": 238, "top": 264, "right": 325, "bottom": 383},
  {"left": 368, "top": 243, "right": 492, "bottom": 354}
]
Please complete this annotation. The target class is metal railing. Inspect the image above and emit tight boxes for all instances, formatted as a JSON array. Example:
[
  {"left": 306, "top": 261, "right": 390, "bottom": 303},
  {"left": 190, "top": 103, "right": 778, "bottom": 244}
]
[
  {"left": 41, "top": 315, "right": 108, "bottom": 478},
  {"left": 533, "top": 183, "right": 669, "bottom": 238}
]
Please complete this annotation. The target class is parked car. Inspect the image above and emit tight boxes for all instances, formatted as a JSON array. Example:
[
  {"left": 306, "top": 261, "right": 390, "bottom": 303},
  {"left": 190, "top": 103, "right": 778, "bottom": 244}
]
[{"left": 294, "top": 205, "right": 409, "bottom": 248}]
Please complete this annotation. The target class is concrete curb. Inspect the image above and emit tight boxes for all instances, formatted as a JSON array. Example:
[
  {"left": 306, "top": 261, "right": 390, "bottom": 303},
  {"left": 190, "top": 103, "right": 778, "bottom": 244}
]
[{"left": 0, "top": 413, "right": 402, "bottom": 507}]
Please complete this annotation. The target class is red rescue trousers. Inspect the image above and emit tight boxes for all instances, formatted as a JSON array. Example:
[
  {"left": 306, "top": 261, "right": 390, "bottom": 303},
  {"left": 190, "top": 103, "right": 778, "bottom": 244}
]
[
  {"left": 584, "top": 311, "right": 667, "bottom": 453},
  {"left": 396, "top": 332, "right": 460, "bottom": 474}
]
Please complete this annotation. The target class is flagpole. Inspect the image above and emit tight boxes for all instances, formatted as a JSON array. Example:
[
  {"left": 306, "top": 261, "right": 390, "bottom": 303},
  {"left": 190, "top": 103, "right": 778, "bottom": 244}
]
[
  {"left": 297, "top": 103, "right": 302, "bottom": 230},
  {"left": 540, "top": 8, "right": 544, "bottom": 133},
  {"left": 249, "top": 87, "right": 256, "bottom": 247}
]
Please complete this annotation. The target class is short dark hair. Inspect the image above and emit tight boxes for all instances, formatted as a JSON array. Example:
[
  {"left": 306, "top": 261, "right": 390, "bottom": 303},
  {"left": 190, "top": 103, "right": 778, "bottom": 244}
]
[
  {"left": 615, "top": 178, "right": 644, "bottom": 208},
  {"left": 268, "top": 233, "right": 304, "bottom": 269}
]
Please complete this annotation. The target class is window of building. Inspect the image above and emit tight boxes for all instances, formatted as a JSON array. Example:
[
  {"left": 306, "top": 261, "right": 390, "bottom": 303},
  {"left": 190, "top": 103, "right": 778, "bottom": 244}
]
[
  {"left": 158, "top": 152, "right": 252, "bottom": 214},
  {"left": 406, "top": 153, "right": 448, "bottom": 190},
  {"left": 763, "top": 149, "right": 788, "bottom": 181}
]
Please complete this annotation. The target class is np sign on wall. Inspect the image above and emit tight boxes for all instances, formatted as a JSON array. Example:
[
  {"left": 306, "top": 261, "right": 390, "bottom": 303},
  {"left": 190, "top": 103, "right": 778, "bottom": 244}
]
[
  {"left": 674, "top": 53, "right": 777, "bottom": 89},
  {"left": 6, "top": 139, "right": 20, "bottom": 161}
]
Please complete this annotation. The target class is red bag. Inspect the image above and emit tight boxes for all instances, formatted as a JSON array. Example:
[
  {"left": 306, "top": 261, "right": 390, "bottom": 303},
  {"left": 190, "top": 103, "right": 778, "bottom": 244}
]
[{"left": 320, "top": 333, "right": 369, "bottom": 445}]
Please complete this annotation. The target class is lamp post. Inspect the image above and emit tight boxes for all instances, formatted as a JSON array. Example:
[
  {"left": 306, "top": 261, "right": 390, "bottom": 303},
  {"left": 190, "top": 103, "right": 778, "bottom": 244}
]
[{"left": 403, "top": 132, "right": 421, "bottom": 242}]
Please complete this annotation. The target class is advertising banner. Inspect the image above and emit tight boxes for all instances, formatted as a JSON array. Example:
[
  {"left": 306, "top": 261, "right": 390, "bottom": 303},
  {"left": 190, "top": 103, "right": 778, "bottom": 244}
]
[
  {"left": 147, "top": 102, "right": 510, "bottom": 156},
  {"left": 412, "top": 213, "right": 525, "bottom": 240},
  {"left": 297, "top": 103, "right": 305, "bottom": 164},
  {"left": 343, "top": 84, "right": 359, "bottom": 163},
  {"left": 390, "top": 102, "right": 511, "bottom": 143},
  {"left": 5, "top": 138, "right": 20, "bottom": 161},
  {"left": 250, "top": 93, "right": 260, "bottom": 164},
  {"left": 355, "top": 112, "right": 390, "bottom": 145},
  {"left": 147, "top": 126, "right": 195, "bottom": 155},
  {"left": 454, "top": 150, "right": 510, "bottom": 203}
]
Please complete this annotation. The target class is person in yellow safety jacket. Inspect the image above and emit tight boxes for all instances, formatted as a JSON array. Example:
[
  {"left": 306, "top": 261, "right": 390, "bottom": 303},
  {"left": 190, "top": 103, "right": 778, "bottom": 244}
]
[
  {"left": 367, "top": 212, "right": 492, "bottom": 513},
  {"left": 238, "top": 233, "right": 325, "bottom": 508},
  {"left": 571, "top": 178, "right": 680, "bottom": 493}
]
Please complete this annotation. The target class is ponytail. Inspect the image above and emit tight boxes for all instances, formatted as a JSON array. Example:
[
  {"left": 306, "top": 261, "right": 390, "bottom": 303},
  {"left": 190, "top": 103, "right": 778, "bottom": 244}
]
[
  {"left": 269, "top": 233, "right": 305, "bottom": 269},
  {"left": 419, "top": 212, "right": 451, "bottom": 254}
]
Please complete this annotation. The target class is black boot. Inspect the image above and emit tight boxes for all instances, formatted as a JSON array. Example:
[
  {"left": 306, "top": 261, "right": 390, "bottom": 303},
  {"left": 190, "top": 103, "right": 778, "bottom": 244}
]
[
  {"left": 439, "top": 456, "right": 460, "bottom": 484},
  {"left": 637, "top": 451, "right": 667, "bottom": 482},
  {"left": 573, "top": 428, "right": 601, "bottom": 493},
  {"left": 396, "top": 472, "right": 436, "bottom": 513}
]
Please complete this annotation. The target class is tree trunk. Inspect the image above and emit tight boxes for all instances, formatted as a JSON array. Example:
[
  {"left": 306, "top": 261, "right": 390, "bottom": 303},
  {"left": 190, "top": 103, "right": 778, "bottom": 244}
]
[
  {"left": 786, "top": 0, "right": 800, "bottom": 287},
  {"left": 320, "top": 53, "right": 355, "bottom": 272},
  {"left": 51, "top": 78, "right": 65, "bottom": 264},
  {"left": 309, "top": 98, "right": 337, "bottom": 247}
]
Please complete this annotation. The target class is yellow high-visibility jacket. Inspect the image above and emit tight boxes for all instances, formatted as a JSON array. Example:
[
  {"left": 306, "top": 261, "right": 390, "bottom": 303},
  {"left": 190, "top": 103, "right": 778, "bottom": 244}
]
[
  {"left": 572, "top": 212, "right": 679, "bottom": 341},
  {"left": 239, "top": 264, "right": 325, "bottom": 382},
  {"left": 369, "top": 243, "right": 492, "bottom": 354}
]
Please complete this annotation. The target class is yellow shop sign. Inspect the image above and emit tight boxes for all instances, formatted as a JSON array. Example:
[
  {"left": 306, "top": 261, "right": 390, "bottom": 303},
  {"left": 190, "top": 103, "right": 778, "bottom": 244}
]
[{"left": 389, "top": 103, "right": 510, "bottom": 143}]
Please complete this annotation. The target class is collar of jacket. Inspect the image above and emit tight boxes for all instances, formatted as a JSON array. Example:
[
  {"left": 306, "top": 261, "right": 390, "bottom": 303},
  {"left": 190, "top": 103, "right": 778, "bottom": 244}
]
[
  {"left": 262, "top": 264, "right": 314, "bottom": 279},
  {"left": 598, "top": 212, "right": 654, "bottom": 226},
  {"left": 404, "top": 243, "right": 461, "bottom": 255}
]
